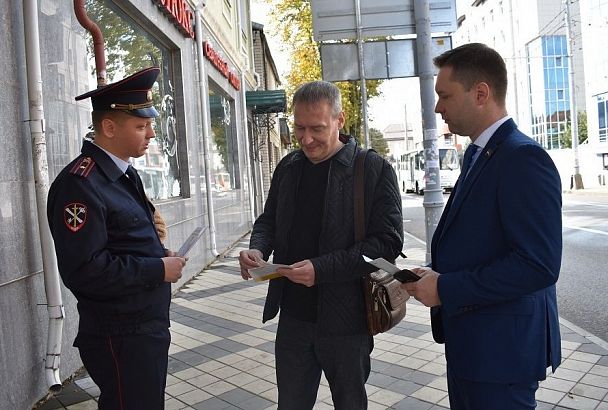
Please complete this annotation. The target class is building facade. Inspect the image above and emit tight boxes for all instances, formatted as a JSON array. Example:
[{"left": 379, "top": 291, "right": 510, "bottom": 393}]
[
  {"left": 451, "top": 0, "right": 608, "bottom": 187},
  {"left": 580, "top": 0, "right": 608, "bottom": 183},
  {"left": 382, "top": 123, "right": 409, "bottom": 161},
  {"left": 0, "top": 0, "right": 270, "bottom": 408},
  {"left": 526, "top": 35, "right": 571, "bottom": 150},
  {"left": 250, "top": 22, "right": 289, "bottom": 213},
  {"left": 454, "top": 0, "right": 586, "bottom": 148}
]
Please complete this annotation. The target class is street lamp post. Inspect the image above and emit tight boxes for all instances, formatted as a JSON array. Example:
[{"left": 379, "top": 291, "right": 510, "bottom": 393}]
[{"left": 565, "top": 0, "right": 584, "bottom": 189}]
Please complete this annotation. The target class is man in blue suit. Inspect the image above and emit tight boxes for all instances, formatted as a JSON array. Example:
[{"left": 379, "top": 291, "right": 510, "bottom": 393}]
[{"left": 403, "top": 43, "right": 562, "bottom": 409}]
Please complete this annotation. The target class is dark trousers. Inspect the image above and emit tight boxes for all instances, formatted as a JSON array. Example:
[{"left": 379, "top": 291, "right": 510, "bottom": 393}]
[
  {"left": 275, "top": 313, "right": 373, "bottom": 410},
  {"left": 75, "top": 329, "right": 171, "bottom": 410},
  {"left": 447, "top": 367, "right": 539, "bottom": 410}
]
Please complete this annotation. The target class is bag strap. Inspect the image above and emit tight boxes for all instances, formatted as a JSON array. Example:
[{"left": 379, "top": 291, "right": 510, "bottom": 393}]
[
  {"left": 354, "top": 150, "right": 407, "bottom": 259},
  {"left": 354, "top": 149, "right": 368, "bottom": 242}
]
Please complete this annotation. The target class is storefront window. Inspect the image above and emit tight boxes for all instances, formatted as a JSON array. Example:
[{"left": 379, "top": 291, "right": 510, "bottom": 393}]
[
  {"left": 208, "top": 83, "right": 240, "bottom": 196},
  {"left": 207, "top": 81, "right": 250, "bottom": 249},
  {"left": 84, "top": 0, "right": 182, "bottom": 199}
]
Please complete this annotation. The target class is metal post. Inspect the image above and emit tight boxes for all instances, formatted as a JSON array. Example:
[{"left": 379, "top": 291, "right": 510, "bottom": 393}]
[
  {"left": 404, "top": 104, "right": 409, "bottom": 151},
  {"left": 414, "top": 0, "right": 444, "bottom": 264},
  {"left": 195, "top": 8, "right": 219, "bottom": 257},
  {"left": 24, "top": 0, "right": 65, "bottom": 391},
  {"left": 507, "top": 0, "right": 520, "bottom": 124},
  {"left": 354, "top": 0, "right": 370, "bottom": 147},
  {"left": 240, "top": 70, "right": 256, "bottom": 224},
  {"left": 565, "top": 0, "right": 583, "bottom": 189}
]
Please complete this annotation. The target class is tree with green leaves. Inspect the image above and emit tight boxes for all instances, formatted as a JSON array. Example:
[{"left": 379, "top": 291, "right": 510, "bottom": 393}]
[
  {"left": 559, "top": 111, "right": 588, "bottom": 148},
  {"left": 369, "top": 128, "right": 389, "bottom": 157},
  {"left": 84, "top": 0, "right": 162, "bottom": 81},
  {"left": 265, "top": 0, "right": 382, "bottom": 145}
]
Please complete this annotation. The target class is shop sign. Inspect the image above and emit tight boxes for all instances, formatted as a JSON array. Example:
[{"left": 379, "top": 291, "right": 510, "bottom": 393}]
[
  {"left": 152, "top": 0, "right": 195, "bottom": 39},
  {"left": 203, "top": 42, "right": 241, "bottom": 91}
]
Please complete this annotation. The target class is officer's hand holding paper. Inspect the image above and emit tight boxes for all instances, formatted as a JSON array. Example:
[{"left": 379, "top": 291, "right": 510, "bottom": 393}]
[{"left": 177, "top": 226, "right": 205, "bottom": 257}]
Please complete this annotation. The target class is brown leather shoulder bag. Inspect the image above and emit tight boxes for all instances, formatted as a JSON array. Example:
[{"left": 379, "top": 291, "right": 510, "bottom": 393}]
[{"left": 354, "top": 149, "right": 408, "bottom": 336}]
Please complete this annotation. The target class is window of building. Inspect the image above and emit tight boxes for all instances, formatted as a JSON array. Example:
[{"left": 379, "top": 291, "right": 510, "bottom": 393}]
[
  {"left": 223, "top": 0, "right": 233, "bottom": 26},
  {"left": 599, "top": 94, "right": 607, "bottom": 143},
  {"left": 528, "top": 36, "right": 570, "bottom": 150},
  {"left": 83, "top": 0, "right": 183, "bottom": 200},
  {"left": 208, "top": 82, "right": 241, "bottom": 196}
]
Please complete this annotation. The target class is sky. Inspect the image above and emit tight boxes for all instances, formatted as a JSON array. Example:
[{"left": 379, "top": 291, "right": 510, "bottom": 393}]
[{"left": 250, "top": 1, "right": 290, "bottom": 79}]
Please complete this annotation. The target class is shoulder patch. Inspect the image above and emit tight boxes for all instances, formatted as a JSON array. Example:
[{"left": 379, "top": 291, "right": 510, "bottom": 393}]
[
  {"left": 69, "top": 156, "right": 95, "bottom": 177},
  {"left": 64, "top": 203, "right": 87, "bottom": 232}
]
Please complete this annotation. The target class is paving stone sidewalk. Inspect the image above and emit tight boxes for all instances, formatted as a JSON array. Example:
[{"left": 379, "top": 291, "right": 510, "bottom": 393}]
[{"left": 36, "top": 234, "right": 608, "bottom": 410}]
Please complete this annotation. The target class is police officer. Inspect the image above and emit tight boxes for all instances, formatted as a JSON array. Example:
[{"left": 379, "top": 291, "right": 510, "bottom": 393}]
[{"left": 47, "top": 67, "right": 185, "bottom": 409}]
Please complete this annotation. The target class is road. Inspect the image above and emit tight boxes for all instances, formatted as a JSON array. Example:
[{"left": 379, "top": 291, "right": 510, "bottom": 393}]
[
  {"left": 401, "top": 191, "right": 608, "bottom": 342},
  {"left": 560, "top": 193, "right": 608, "bottom": 342}
]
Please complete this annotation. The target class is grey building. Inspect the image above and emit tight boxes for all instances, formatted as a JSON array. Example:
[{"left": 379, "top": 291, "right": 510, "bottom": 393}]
[
  {"left": 453, "top": 0, "right": 586, "bottom": 151},
  {"left": 249, "top": 22, "right": 289, "bottom": 213},
  {"left": 0, "top": 0, "right": 270, "bottom": 408}
]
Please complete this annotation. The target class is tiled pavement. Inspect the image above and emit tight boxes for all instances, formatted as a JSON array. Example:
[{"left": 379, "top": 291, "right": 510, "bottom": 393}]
[{"left": 36, "top": 234, "right": 608, "bottom": 410}]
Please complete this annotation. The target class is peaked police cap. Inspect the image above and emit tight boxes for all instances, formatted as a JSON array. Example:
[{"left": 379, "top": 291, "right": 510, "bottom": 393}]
[{"left": 75, "top": 67, "right": 160, "bottom": 118}]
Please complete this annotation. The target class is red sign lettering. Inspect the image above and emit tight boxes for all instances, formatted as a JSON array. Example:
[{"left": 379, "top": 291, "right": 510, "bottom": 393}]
[
  {"left": 203, "top": 42, "right": 241, "bottom": 91},
  {"left": 152, "top": 0, "right": 195, "bottom": 39}
]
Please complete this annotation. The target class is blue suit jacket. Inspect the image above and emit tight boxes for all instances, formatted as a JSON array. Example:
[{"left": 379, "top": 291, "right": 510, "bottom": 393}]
[{"left": 431, "top": 119, "right": 562, "bottom": 383}]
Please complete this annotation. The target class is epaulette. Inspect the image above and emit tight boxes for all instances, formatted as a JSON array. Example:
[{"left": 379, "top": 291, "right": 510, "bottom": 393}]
[{"left": 69, "top": 156, "right": 96, "bottom": 178}]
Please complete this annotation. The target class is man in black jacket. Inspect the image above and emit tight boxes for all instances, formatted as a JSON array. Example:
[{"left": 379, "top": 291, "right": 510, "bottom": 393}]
[{"left": 239, "top": 81, "right": 403, "bottom": 409}]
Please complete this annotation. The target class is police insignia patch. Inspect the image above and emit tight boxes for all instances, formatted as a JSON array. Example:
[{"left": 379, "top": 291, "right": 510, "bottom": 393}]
[{"left": 64, "top": 203, "right": 87, "bottom": 232}]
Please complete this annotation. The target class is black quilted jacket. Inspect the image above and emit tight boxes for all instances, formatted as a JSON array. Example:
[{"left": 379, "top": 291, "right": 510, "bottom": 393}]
[{"left": 250, "top": 136, "right": 404, "bottom": 336}]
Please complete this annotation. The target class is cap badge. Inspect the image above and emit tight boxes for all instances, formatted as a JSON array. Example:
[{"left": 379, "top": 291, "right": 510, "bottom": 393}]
[{"left": 147, "top": 90, "right": 153, "bottom": 102}]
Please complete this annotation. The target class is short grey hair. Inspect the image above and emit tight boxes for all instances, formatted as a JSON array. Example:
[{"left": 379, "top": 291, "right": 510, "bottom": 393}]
[{"left": 292, "top": 81, "right": 342, "bottom": 117}]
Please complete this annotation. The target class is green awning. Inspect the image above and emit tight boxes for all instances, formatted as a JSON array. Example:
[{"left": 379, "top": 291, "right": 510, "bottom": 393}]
[{"left": 246, "top": 90, "right": 287, "bottom": 114}]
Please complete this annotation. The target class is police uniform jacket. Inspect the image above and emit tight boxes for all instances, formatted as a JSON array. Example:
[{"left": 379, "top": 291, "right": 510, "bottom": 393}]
[{"left": 47, "top": 140, "right": 170, "bottom": 336}]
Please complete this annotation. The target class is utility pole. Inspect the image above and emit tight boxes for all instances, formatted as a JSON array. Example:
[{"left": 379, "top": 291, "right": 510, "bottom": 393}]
[
  {"left": 354, "top": 0, "right": 370, "bottom": 148},
  {"left": 565, "top": 0, "right": 584, "bottom": 189},
  {"left": 414, "top": 0, "right": 444, "bottom": 264},
  {"left": 404, "top": 104, "right": 409, "bottom": 151},
  {"left": 508, "top": 0, "right": 520, "bottom": 124}
]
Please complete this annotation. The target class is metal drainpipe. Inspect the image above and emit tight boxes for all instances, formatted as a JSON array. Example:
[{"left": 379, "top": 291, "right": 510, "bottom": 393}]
[
  {"left": 240, "top": 70, "right": 256, "bottom": 225},
  {"left": 73, "top": 0, "right": 106, "bottom": 86},
  {"left": 23, "top": 0, "right": 64, "bottom": 391},
  {"left": 195, "top": 7, "right": 219, "bottom": 257}
]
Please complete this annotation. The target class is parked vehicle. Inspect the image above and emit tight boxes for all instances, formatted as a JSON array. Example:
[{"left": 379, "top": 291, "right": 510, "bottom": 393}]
[{"left": 395, "top": 146, "right": 460, "bottom": 194}]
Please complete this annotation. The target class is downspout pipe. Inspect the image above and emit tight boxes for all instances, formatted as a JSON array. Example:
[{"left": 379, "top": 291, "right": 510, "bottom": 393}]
[
  {"left": 240, "top": 70, "right": 256, "bottom": 225},
  {"left": 195, "top": 7, "right": 219, "bottom": 257},
  {"left": 73, "top": 0, "right": 106, "bottom": 86},
  {"left": 23, "top": 0, "right": 64, "bottom": 392}
]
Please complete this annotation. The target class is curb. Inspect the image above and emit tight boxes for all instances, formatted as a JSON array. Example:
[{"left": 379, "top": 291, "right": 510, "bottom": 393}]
[{"left": 559, "top": 317, "right": 608, "bottom": 351}]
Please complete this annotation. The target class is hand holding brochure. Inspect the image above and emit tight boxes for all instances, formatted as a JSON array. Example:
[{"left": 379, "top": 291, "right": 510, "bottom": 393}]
[
  {"left": 362, "top": 255, "right": 400, "bottom": 274},
  {"left": 362, "top": 255, "right": 420, "bottom": 282},
  {"left": 177, "top": 226, "right": 205, "bottom": 257},
  {"left": 248, "top": 261, "right": 292, "bottom": 282}
]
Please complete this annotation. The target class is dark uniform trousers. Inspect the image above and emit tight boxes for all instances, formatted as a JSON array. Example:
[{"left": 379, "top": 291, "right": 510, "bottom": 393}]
[{"left": 75, "top": 329, "right": 171, "bottom": 410}]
